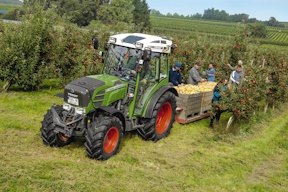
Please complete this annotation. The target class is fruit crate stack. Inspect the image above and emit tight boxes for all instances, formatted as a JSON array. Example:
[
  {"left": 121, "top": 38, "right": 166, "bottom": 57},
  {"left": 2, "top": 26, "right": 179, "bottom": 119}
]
[{"left": 175, "top": 82, "right": 217, "bottom": 124}]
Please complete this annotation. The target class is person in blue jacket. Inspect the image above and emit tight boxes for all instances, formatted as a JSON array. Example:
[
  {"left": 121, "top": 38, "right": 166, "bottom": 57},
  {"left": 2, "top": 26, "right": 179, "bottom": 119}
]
[
  {"left": 203, "top": 62, "right": 215, "bottom": 82},
  {"left": 210, "top": 77, "right": 228, "bottom": 128},
  {"left": 169, "top": 62, "right": 183, "bottom": 86}
]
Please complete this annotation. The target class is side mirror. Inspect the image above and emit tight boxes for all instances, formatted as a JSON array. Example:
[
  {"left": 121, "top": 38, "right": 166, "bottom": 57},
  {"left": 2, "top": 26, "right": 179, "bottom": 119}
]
[
  {"left": 171, "top": 44, "right": 177, "bottom": 53},
  {"left": 99, "top": 51, "right": 105, "bottom": 63},
  {"left": 143, "top": 48, "right": 152, "bottom": 62},
  {"left": 93, "top": 38, "right": 99, "bottom": 50},
  {"left": 171, "top": 44, "right": 177, "bottom": 49}
]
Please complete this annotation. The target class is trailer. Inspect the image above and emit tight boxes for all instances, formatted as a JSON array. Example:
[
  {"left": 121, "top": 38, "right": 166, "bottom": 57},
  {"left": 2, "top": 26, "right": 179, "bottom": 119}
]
[{"left": 174, "top": 83, "right": 217, "bottom": 124}]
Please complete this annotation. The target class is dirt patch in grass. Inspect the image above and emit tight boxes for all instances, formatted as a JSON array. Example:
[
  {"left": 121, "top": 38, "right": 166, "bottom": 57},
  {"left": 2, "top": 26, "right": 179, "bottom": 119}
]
[{"left": 246, "top": 154, "right": 287, "bottom": 190}]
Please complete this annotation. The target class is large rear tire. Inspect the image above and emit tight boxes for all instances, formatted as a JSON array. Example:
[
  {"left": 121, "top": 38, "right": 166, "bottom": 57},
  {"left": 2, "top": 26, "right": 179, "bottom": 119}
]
[
  {"left": 85, "top": 116, "right": 123, "bottom": 160},
  {"left": 40, "top": 106, "right": 73, "bottom": 147},
  {"left": 139, "top": 91, "right": 176, "bottom": 142}
]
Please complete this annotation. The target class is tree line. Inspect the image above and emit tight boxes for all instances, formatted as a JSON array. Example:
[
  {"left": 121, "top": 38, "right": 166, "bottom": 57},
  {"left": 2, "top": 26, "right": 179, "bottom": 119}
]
[
  {"left": 151, "top": 8, "right": 285, "bottom": 28},
  {"left": 2, "top": 0, "right": 151, "bottom": 32}
]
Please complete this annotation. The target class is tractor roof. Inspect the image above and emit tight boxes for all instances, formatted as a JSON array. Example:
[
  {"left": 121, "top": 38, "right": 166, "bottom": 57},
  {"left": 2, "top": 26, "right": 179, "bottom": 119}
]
[{"left": 108, "top": 33, "right": 173, "bottom": 53}]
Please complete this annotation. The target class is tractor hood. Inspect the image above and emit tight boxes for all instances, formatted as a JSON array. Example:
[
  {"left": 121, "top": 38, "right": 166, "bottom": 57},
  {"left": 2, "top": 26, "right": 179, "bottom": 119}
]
[
  {"left": 87, "top": 74, "right": 123, "bottom": 87},
  {"left": 64, "top": 74, "right": 124, "bottom": 108}
]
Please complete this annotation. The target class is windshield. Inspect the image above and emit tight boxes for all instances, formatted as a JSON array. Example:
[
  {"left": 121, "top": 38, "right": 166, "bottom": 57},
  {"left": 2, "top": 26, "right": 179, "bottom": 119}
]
[{"left": 103, "top": 45, "right": 142, "bottom": 83}]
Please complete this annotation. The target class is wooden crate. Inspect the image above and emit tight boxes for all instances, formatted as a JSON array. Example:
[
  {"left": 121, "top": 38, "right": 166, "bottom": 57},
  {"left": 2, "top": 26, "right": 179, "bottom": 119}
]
[
  {"left": 200, "top": 91, "right": 214, "bottom": 115},
  {"left": 175, "top": 111, "right": 210, "bottom": 124},
  {"left": 176, "top": 92, "right": 202, "bottom": 108},
  {"left": 176, "top": 93, "right": 203, "bottom": 105},
  {"left": 175, "top": 92, "right": 203, "bottom": 124}
]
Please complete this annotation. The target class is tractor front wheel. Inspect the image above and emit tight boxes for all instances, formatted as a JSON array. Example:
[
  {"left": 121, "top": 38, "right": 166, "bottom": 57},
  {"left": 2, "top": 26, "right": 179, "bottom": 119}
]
[
  {"left": 85, "top": 116, "right": 123, "bottom": 160},
  {"left": 40, "top": 106, "right": 73, "bottom": 147},
  {"left": 139, "top": 91, "right": 176, "bottom": 142}
]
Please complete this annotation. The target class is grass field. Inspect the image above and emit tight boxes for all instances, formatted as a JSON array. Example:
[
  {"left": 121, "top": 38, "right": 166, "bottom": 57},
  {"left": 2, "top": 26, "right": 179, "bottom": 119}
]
[
  {"left": 1, "top": 81, "right": 288, "bottom": 191},
  {"left": 0, "top": 3, "right": 21, "bottom": 11},
  {"left": 280, "top": 22, "right": 288, "bottom": 28}
]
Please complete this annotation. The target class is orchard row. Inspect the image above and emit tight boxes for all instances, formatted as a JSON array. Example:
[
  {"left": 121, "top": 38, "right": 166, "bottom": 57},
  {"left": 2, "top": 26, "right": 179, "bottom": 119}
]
[
  {"left": 1, "top": 12, "right": 287, "bottom": 124},
  {"left": 170, "top": 32, "right": 288, "bottom": 122}
]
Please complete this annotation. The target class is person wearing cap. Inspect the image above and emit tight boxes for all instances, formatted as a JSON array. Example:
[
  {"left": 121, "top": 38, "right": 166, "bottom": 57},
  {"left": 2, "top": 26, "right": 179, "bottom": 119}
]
[
  {"left": 187, "top": 62, "right": 206, "bottom": 85},
  {"left": 203, "top": 62, "right": 215, "bottom": 82},
  {"left": 227, "top": 60, "right": 243, "bottom": 71},
  {"left": 169, "top": 62, "right": 183, "bottom": 86},
  {"left": 229, "top": 65, "right": 242, "bottom": 86},
  {"left": 227, "top": 60, "right": 245, "bottom": 85}
]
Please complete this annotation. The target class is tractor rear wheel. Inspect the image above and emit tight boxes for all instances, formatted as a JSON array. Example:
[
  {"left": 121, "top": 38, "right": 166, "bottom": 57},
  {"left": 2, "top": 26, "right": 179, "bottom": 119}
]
[
  {"left": 139, "top": 91, "right": 176, "bottom": 142},
  {"left": 40, "top": 106, "right": 73, "bottom": 147},
  {"left": 85, "top": 116, "right": 123, "bottom": 160}
]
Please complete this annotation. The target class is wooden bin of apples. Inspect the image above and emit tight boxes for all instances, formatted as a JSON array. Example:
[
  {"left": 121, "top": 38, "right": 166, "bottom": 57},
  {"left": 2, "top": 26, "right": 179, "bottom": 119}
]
[{"left": 174, "top": 82, "right": 217, "bottom": 124}]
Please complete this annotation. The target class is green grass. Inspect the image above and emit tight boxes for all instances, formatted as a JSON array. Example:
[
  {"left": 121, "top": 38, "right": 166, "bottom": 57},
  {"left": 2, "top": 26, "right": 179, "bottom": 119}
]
[
  {"left": 0, "top": 3, "right": 21, "bottom": 11},
  {"left": 259, "top": 44, "right": 288, "bottom": 51},
  {"left": 279, "top": 22, "right": 288, "bottom": 28},
  {"left": 1, "top": 83, "right": 288, "bottom": 191}
]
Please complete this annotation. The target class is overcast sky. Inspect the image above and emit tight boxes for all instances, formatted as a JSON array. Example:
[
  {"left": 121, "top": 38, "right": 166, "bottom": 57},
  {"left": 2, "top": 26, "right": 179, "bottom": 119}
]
[{"left": 146, "top": 0, "right": 287, "bottom": 22}]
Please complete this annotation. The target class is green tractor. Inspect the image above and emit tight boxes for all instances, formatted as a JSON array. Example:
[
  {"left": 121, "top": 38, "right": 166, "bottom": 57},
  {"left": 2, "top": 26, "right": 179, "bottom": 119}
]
[{"left": 40, "top": 33, "right": 178, "bottom": 160}]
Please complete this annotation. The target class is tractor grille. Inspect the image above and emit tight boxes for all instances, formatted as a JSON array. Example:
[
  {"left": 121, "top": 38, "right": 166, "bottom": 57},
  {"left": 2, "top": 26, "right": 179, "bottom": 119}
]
[
  {"left": 64, "top": 77, "right": 105, "bottom": 107},
  {"left": 69, "top": 77, "right": 105, "bottom": 94}
]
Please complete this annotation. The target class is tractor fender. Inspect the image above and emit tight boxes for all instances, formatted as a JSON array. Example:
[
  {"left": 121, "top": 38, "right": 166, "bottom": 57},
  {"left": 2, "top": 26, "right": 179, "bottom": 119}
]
[
  {"left": 98, "top": 106, "right": 126, "bottom": 131},
  {"left": 144, "top": 86, "right": 178, "bottom": 118}
]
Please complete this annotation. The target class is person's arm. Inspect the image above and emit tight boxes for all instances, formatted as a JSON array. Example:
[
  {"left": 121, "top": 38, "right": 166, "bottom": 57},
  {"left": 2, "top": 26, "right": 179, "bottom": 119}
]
[
  {"left": 177, "top": 72, "right": 183, "bottom": 84},
  {"left": 214, "top": 91, "right": 220, "bottom": 99},
  {"left": 192, "top": 68, "right": 202, "bottom": 82},
  {"left": 240, "top": 68, "right": 245, "bottom": 86},
  {"left": 227, "top": 64, "right": 236, "bottom": 70},
  {"left": 208, "top": 68, "right": 215, "bottom": 76},
  {"left": 202, "top": 70, "right": 208, "bottom": 76},
  {"left": 230, "top": 71, "right": 239, "bottom": 84},
  {"left": 169, "top": 70, "right": 179, "bottom": 86}
]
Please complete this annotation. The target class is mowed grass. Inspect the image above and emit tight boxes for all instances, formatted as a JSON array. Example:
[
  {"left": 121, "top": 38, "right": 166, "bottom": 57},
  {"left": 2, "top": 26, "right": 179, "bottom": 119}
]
[{"left": 0, "top": 84, "right": 288, "bottom": 191}]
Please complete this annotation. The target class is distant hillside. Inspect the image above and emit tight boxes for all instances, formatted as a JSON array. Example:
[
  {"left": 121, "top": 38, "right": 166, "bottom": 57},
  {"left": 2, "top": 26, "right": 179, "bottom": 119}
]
[
  {"left": 0, "top": 3, "right": 21, "bottom": 12},
  {"left": 0, "top": 0, "right": 23, "bottom": 5},
  {"left": 280, "top": 22, "right": 288, "bottom": 28}
]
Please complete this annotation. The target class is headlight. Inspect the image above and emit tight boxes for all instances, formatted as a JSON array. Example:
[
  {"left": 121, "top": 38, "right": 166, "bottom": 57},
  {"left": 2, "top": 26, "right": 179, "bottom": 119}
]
[
  {"left": 75, "top": 108, "right": 86, "bottom": 115},
  {"left": 63, "top": 103, "right": 71, "bottom": 111},
  {"left": 63, "top": 103, "right": 85, "bottom": 115},
  {"left": 109, "top": 37, "right": 117, "bottom": 44},
  {"left": 135, "top": 42, "right": 143, "bottom": 49}
]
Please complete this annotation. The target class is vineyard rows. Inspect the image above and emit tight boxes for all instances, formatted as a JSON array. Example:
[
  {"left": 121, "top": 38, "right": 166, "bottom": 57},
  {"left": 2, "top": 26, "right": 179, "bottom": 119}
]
[
  {"left": 151, "top": 16, "right": 288, "bottom": 44},
  {"left": 266, "top": 32, "right": 288, "bottom": 42},
  {"left": 151, "top": 16, "right": 237, "bottom": 36}
]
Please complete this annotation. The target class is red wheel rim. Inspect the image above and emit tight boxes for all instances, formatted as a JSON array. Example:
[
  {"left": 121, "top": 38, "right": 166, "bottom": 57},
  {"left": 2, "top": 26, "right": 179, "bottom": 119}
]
[
  {"left": 58, "top": 133, "right": 69, "bottom": 142},
  {"left": 156, "top": 102, "right": 172, "bottom": 135},
  {"left": 104, "top": 127, "right": 119, "bottom": 154}
]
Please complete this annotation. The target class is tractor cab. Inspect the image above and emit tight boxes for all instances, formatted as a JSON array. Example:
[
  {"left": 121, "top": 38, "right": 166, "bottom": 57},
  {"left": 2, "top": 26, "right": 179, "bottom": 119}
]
[{"left": 99, "top": 33, "right": 173, "bottom": 114}]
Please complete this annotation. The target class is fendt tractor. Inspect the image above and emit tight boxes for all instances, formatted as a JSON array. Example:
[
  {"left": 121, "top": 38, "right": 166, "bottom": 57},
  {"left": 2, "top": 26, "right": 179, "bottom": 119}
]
[{"left": 40, "top": 33, "right": 179, "bottom": 160}]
